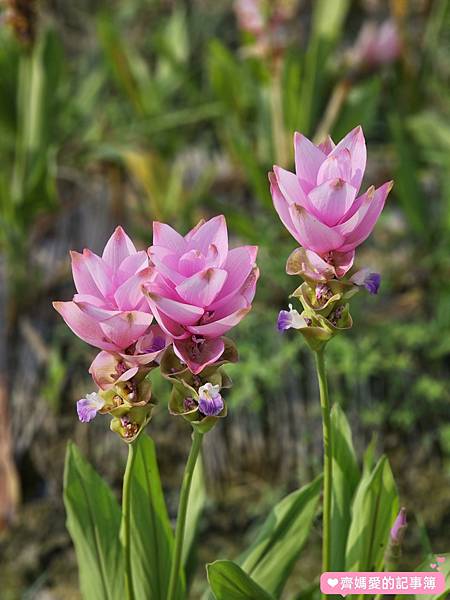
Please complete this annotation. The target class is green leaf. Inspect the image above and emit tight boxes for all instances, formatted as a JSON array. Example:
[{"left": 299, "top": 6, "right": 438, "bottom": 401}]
[
  {"left": 238, "top": 475, "right": 322, "bottom": 597},
  {"left": 121, "top": 434, "right": 181, "bottom": 600},
  {"left": 207, "top": 560, "right": 275, "bottom": 600},
  {"left": 63, "top": 442, "right": 124, "bottom": 600},
  {"left": 346, "top": 455, "right": 399, "bottom": 571},
  {"left": 330, "top": 404, "right": 360, "bottom": 571},
  {"left": 416, "top": 553, "right": 450, "bottom": 600}
]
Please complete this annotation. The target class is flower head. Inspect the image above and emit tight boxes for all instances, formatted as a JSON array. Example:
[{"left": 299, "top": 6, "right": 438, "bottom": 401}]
[
  {"left": 270, "top": 126, "right": 393, "bottom": 278},
  {"left": 53, "top": 227, "right": 155, "bottom": 351},
  {"left": 77, "top": 392, "right": 105, "bottom": 423},
  {"left": 390, "top": 507, "right": 407, "bottom": 544},
  {"left": 198, "top": 383, "right": 224, "bottom": 417},
  {"left": 350, "top": 20, "right": 401, "bottom": 70},
  {"left": 144, "top": 215, "right": 259, "bottom": 374}
]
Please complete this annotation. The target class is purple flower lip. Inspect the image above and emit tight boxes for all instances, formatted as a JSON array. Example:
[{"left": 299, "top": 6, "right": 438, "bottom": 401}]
[
  {"left": 350, "top": 268, "right": 381, "bottom": 295},
  {"left": 277, "top": 309, "right": 292, "bottom": 332},
  {"left": 198, "top": 383, "right": 223, "bottom": 417},
  {"left": 77, "top": 392, "right": 105, "bottom": 423}
]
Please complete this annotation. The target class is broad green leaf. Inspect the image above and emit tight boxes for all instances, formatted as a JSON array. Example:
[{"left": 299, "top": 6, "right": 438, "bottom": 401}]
[
  {"left": 330, "top": 404, "right": 360, "bottom": 571},
  {"left": 63, "top": 442, "right": 124, "bottom": 600},
  {"left": 207, "top": 560, "right": 275, "bottom": 600},
  {"left": 416, "top": 553, "right": 450, "bottom": 600},
  {"left": 238, "top": 475, "right": 322, "bottom": 597},
  {"left": 121, "top": 434, "right": 182, "bottom": 600},
  {"left": 346, "top": 456, "right": 399, "bottom": 571}
]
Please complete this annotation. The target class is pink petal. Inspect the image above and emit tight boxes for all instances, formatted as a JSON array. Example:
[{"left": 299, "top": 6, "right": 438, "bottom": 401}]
[
  {"left": 149, "top": 246, "right": 185, "bottom": 286},
  {"left": 318, "top": 136, "right": 335, "bottom": 155},
  {"left": 269, "top": 171, "right": 300, "bottom": 242},
  {"left": 89, "top": 351, "right": 138, "bottom": 389},
  {"left": 99, "top": 311, "right": 153, "bottom": 349},
  {"left": 144, "top": 297, "right": 187, "bottom": 339},
  {"left": 294, "top": 132, "right": 326, "bottom": 191},
  {"left": 219, "top": 246, "right": 256, "bottom": 299},
  {"left": 73, "top": 293, "right": 105, "bottom": 307},
  {"left": 102, "top": 226, "right": 137, "bottom": 271},
  {"left": 289, "top": 204, "right": 344, "bottom": 254},
  {"left": 329, "top": 126, "right": 366, "bottom": 191},
  {"left": 307, "top": 179, "right": 357, "bottom": 226},
  {"left": 187, "top": 306, "right": 250, "bottom": 338},
  {"left": 117, "top": 251, "right": 149, "bottom": 282},
  {"left": 332, "top": 250, "right": 355, "bottom": 277},
  {"left": 316, "top": 148, "right": 352, "bottom": 185},
  {"left": 114, "top": 267, "right": 155, "bottom": 311},
  {"left": 70, "top": 251, "right": 102, "bottom": 297},
  {"left": 176, "top": 268, "right": 228, "bottom": 308},
  {"left": 173, "top": 337, "right": 225, "bottom": 374},
  {"left": 81, "top": 249, "right": 113, "bottom": 298},
  {"left": 334, "top": 181, "right": 392, "bottom": 252},
  {"left": 178, "top": 249, "right": 206, "bottom": 277},
  {"left": 144, "top": 292, "right": 204, "bottom": 325},
  {"left": 188, "top": 215, "right": 228, "bottom": 266},
  {"left": 209, "top": 266, "right": 258, "bottom": 311},
  {"left": 286, "top": 247, "right": 336, "bottom": 281},
  {"left": 153, "top": 221, "right": 187, "bottom": 253},
  {"left": 53, "top": 301, "right": 118, "bottom": 350},
  {"left": 273, "top": 165, "right": 309, "bottom": 208}
]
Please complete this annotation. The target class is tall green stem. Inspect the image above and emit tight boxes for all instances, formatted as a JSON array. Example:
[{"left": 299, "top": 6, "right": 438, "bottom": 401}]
[
  {"left": 122, "top": 441, "right": 137, "bottom": 600},
  {"left": 167, "top": 428, "right": 204, "bottom": 600},
  {"left": 314, "top": 348, "right": 332, "bottom": 587}
]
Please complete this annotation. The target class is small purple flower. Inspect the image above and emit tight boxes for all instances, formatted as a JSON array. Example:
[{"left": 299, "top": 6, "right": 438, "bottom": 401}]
[
  {"left": 149, "top": 336, "right": 166, "bottom": 353},
  {"left": 77, "top": 392, "right": 105, "bottom": 423},
  {"left": 277, "top": 304, "right": 307, "bottom": 332},
  {"left": 351, "top": 268, "right": 381, "bottom": 295},
  {"left": 390, "top": 507, "right": 407, "bottom": 544},
  {"left": 198, "top": 383, "right": 223, "bottom": 417}
]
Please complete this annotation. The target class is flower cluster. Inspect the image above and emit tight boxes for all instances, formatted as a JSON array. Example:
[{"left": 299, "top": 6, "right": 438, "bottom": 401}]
[
  {"left": 270, "top": 126, "right": 392, "bottom": 349},
  {"left": 54, "top": 218, "right": 258, "bottom": 440}
]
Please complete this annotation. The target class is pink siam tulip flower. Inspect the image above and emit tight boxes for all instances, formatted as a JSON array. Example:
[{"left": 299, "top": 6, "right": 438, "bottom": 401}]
[
  {"left": 234, "top": 0, "right": 265, "bottom": 36},
  {"left": 270, "top": 126, "right": 393, "bottom": 280},
  {"left": 53, "top": 227, "right": 155, "bottom": 352},
  {"left": 350, "top": 19, "right": 401, "bottom": 70},
  {"left": 144, "top": 216, "right": 259, "bottom": 374}
]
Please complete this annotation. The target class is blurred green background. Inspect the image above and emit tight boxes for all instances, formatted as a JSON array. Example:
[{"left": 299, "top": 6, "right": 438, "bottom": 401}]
[{"left": 0, "top": 0, "right": 449, "bottom": 598}]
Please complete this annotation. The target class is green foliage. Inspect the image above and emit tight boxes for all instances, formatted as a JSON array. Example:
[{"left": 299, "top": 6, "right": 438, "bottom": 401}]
[
  {"left": 63, "top": 443, "right": 124, "bottom": 600},
  {"left": 237, "top": 476, "right": 322, "bottom": 597},
  {"left": 121, "top": 434, "right": 181, "bottom": 600},
  {"left": 346, "top": 456, "right": 399, "bottom": 571},
  {"left": 330, "top": 404, "right": 360, "bottom": 571},
  {"left": 207, "top": 560, "right": 275, "bottom": 600}
]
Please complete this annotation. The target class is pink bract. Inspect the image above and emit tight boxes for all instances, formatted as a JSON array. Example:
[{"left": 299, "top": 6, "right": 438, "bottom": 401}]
[
  {"left": 53, "top": 227, "right": 155, "bottom": 351},
  {"left": 144, "top": 215, "right": 259, "bottom": 374},
  {"left": 270, "top": 126, "right": 393, "bottom": 279}
]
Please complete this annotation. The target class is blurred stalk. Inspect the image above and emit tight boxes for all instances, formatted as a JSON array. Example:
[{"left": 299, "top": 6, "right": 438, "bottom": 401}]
[
  {"left": 270, "top": 58, "right": 290, "bottom": 166},
  {"left": 314, "top": 78, "right": 351, "bottom": 144}
]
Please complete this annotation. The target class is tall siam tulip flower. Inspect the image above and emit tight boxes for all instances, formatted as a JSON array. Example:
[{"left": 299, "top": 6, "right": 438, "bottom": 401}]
[
  {"left": 349, "top": 19, "right": 401, "bottom": 71},
  {"left": 269, "top": 126, "right": 392, "bottom": 281},
  {"left": 53, "top": 227, "right": 155, "bottom": 352},
  {"left": 144, "top": 215, "right": 259, "bottom": 374}
]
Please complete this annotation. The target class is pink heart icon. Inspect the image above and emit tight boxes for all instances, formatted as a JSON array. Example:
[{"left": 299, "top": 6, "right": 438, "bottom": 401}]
[
  {"left": 430, "top": 563, "right": 437, "bottom": 568},
  {"left": 437, "top": 557, "right": 446, "bottom": 563}
]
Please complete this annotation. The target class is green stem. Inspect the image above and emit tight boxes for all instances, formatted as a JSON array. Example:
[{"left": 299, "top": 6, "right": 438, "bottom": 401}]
[
  {"left": 314, "top": 348, "right": 332, "bottom": 595},
  {"left": 122, "top": 441, "right": 137, "bottom": 600},
  {"left": 167, "top": 428, "right": 204, "bottom": 600}
]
